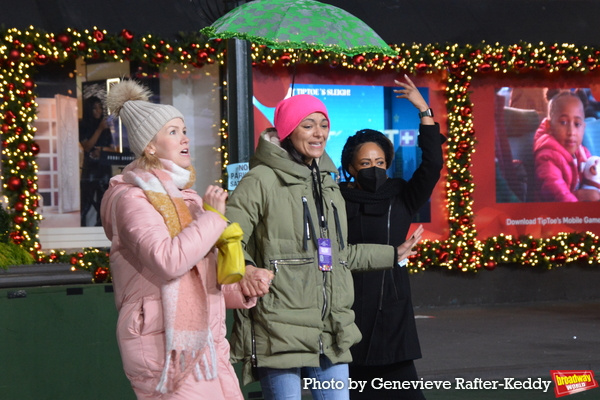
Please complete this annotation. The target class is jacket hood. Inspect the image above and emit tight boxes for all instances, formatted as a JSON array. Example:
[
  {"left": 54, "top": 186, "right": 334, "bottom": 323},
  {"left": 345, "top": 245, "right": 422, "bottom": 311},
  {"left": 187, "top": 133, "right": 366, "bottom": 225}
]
[
  {"left": 100, "top": 174, "right": 130, "bottom": 241},
  {"left": 250, "top": 129, "right": 339, "bottom": 182}
]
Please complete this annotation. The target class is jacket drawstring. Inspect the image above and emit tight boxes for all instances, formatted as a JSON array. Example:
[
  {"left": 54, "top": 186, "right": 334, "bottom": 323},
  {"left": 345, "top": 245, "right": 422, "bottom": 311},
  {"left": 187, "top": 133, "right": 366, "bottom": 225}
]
[
  {"left": 302, "top": 197, "right": 317, "bottom": 250},
  {"left": 330, "top": 200, "right": 345, "bottom": 250}
]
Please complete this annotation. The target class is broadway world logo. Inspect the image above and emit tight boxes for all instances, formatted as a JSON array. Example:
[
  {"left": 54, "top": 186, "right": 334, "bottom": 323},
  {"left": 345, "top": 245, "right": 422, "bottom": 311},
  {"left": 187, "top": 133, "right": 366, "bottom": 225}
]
[{"left": 551, "top": 370, "right": 599, "bottom": 397}]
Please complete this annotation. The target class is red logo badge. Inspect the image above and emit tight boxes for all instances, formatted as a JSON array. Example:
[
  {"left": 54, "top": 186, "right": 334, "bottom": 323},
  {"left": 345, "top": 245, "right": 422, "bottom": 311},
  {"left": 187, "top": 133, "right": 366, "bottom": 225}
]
[{"left": 550, "top": 370, "right": 599, "bottom": 397}]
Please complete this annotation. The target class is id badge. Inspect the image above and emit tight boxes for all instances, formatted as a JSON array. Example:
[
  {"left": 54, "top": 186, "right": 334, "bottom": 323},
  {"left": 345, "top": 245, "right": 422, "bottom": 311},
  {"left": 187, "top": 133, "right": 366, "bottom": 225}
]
[{"left": 318, "top": 238, "right": 332, "bottom": 272}]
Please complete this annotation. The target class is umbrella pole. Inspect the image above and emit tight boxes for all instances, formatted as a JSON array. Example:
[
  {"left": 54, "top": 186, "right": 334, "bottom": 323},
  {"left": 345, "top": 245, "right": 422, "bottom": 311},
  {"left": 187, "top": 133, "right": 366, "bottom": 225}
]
[{"left": 290, "top": 52, "right": 302, "bottom": 96}]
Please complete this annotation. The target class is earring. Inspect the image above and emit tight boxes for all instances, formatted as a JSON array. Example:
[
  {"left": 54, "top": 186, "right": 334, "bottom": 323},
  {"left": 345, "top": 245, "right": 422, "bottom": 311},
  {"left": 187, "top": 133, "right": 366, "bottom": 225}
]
[{"left": 149, "top": 151, "right": 155, "bottom": 155}]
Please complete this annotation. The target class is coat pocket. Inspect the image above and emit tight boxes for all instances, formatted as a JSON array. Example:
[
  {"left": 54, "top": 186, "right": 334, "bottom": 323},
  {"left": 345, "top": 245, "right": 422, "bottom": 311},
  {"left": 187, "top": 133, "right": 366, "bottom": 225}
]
[
  {"left": 117, "top": 297, "right": 164, "bottom": 383},
  {"left": 331, "top": 259, "right": 354, "bottom": 310},
  {"left": 267, "top": 257, "right": 317, "bottom": 310}
]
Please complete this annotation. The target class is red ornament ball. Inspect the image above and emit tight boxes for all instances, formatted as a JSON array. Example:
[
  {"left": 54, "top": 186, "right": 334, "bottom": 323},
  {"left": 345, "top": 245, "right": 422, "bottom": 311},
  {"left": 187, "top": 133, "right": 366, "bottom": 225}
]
[
  {"left": 9, "top": 49, "right": 21, "bottom": 61},
  {"left": 479, "top": 63, "right": 491, "bottom": 73},
  {"left": 93, "top": 30, "right": 105, "bottom": 42},
  {"left": 77, "top": 252, "right": 84, "bottom": 258},
  {"left": 1, "top": 124, "right": 9, "bottom": 134},
  {"left": 24, "top": 43, "right": 34, "bottom": 53},
  {"left": 4, "top": 110, "right": 16, "bottom": 124},
  {"left": 70, "top": 256, "right": 78, "bottom": 265},
  {"left": 152, "top": 52, "right": 165, "bottom": 64},
  {"left": 438, "top": 252, "right": 449, "bottom": 262},
  {"left": 484, "top": 261, "right": 496, "bottom": 271},
  {"left": 353, "top": 55, "right": 365, "bottom": 65},
  {"left": 280, "top": 53, "right": 291, "bottom": 65},
  {"left": 17, "top": 142, "right": 28, "bottom": 152},
  {"left": 416, "top": 62, "right": 428, "bottom": 72},
  {"left": 13, "top": 215, "right": 24, "bottom": 225},
  {"left": 6, "top": 176, "right": 22, "bottom": 191},
  {"left": 458, "top": 141, "right": 470, "bottom": 152},
  {"left": 94, "top": 267, "right": 109, "bottom": 283},
  {"left": 34, "top": 53, "right": 49, "bottom": 65},
  {"left": 10, "top": 232, "right": 24, "bottom": 244},
  {"left": 16, "top": 159, "right": 27, "bottom": 170},
  {"left": 14, "top": 202, "right": 25, "bottom": 212},
  {"left": 23, "top": 78, "right": 35, "bottom": 90},
  {"left": 30, "top": 142, "right": 40, "bottom": 155},
  {"left": 121, "top": 29, "right": 134, "bottom": 42},
  {"left": 56, "top": 33, "right": 71, "bottom": 47},
  {"left": 197, "top": 51, "right": 208, "bottom": 62}
]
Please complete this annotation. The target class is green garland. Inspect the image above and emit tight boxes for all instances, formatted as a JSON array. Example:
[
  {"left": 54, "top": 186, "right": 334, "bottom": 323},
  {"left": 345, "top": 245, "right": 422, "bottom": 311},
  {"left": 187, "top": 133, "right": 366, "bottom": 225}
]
[{"left": 1, "top": 27, "right": 599, "bottom": 281}]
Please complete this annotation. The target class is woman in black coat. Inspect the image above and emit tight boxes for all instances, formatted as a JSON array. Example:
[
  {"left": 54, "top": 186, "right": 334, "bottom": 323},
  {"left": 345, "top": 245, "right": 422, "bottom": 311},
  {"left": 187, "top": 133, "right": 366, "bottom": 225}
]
[{"left": 339, "top": 76, "right": 444, "bottom": 400}]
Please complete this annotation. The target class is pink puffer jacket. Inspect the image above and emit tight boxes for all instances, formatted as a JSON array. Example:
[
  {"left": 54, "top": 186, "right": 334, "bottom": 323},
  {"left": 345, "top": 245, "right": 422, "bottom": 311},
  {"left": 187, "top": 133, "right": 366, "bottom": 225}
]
[
  {"left": 533, "top": 120, "right": 590, "bottom": 202},
  {"left": 101, "top": 174, "right": 255, "bottom": 400}
]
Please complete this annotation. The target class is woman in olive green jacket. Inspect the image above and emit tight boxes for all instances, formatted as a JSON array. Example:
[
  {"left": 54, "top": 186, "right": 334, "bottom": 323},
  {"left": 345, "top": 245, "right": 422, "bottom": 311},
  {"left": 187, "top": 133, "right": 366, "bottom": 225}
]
[{"left": 226, "top": 95, "right": 421, "bottom": 400}]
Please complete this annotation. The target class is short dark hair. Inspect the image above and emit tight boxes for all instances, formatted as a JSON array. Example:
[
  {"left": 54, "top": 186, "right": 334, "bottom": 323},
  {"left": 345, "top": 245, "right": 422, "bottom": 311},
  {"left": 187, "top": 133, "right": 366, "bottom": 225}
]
[
  {"left": 280, "top": 136, "right": 309, "bottom": 165},
  {"left": 341, "top": 129, "right": 394, "bottom": 180},
  {"left": 548, "top": 90, "right": 584, "bottom": 119}
]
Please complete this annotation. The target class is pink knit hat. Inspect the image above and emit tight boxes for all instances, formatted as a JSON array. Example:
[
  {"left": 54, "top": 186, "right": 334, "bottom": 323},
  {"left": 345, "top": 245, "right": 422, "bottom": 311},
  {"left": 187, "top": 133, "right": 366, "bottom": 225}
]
[{"left": 274, "top": 95, "right": 330, "bottom": 141}]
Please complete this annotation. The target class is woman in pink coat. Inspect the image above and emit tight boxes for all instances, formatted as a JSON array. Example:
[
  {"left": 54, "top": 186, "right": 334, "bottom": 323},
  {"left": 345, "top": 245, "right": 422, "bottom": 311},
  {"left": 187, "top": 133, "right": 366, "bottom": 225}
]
[{"left": 100, "top": 80, "right": 272, "bottom": 399}]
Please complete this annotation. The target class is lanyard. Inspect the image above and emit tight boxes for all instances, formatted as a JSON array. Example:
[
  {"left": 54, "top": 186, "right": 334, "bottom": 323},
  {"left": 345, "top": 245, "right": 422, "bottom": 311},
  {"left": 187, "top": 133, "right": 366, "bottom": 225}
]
[{"left": 309, "top": 160, "right": 328, "bottom": 237}]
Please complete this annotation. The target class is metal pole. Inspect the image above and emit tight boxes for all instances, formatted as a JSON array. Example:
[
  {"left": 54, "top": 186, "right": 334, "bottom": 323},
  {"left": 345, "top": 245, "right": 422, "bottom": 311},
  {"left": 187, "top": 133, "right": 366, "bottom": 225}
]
[{"left": 226, "top": 38, "right": 254, "bottom": 164}]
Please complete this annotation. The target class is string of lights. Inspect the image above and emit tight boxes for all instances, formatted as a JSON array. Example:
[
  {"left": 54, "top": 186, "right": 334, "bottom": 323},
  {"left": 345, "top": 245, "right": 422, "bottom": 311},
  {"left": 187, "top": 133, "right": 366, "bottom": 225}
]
[{"left": 1, "top": 27, "right": 598, "bottom": 281}]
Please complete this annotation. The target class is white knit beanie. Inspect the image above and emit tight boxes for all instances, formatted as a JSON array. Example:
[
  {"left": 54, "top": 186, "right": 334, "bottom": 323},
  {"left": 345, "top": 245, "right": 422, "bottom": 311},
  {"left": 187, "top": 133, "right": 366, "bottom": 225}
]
[{"left": 106, "top": 80, "right": 184, "bottom": 157}]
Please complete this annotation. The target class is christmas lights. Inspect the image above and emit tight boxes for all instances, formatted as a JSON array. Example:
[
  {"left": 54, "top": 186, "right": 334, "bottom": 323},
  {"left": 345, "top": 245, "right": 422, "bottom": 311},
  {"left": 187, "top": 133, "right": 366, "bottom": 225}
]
[{"left": 1, "top": 27, "right": 598, "bottom": 278}]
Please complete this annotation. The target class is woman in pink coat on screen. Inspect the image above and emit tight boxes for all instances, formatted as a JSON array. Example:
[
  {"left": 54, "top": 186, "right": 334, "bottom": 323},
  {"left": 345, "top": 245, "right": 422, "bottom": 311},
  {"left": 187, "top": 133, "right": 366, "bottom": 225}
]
[{"left": 100, "top": 79, "right": 273, "bottom": 399}]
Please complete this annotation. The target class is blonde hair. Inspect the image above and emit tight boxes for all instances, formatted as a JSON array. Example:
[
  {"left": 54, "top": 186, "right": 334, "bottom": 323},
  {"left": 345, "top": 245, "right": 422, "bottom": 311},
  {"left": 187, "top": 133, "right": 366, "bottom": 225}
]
[{"left": 136, "top": 150, "right": 163, "bottom": 170}]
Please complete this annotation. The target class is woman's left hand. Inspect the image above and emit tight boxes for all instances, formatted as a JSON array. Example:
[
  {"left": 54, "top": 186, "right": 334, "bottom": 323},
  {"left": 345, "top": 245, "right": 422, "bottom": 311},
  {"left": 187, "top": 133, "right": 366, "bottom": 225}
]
[
  {"left": 393, "top": 75, "right": 429, "bottom": 111},
  {"left": 203, "top": 185, "right": 228, "bottom": 215},
  {"left": 240, "top": 265, "right": 274, "bottom": 298},
  {"left": 397, "top": 224, "right": 424, "bottom": 262}
]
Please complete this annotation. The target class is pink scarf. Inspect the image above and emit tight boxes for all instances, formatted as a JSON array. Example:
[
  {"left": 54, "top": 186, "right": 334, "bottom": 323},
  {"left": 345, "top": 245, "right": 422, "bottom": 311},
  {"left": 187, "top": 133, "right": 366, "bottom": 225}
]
[{"left": 123, "top": 159, "right": 217, "bottom": 394}]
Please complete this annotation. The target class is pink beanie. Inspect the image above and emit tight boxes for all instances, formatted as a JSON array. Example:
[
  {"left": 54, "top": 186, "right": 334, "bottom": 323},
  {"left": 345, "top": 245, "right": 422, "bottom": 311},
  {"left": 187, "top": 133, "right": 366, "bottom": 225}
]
[{"left": 274, "top": 95, "right": 330, "bottom": 141}]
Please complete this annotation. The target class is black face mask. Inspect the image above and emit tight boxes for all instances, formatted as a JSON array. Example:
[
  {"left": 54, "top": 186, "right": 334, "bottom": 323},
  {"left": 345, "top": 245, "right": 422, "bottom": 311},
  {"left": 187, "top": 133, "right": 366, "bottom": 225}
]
[{"left": 355, "top": 166, "right": 388, "bottom": 192}]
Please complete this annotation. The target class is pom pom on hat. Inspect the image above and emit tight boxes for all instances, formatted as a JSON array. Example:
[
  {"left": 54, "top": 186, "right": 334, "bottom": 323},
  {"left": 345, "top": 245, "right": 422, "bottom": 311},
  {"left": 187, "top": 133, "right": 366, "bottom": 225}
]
[
  {"left": 274, "top": 95, "right": 330, "bottom": 141},
  {"left": 106, "top": 79, "right": 184, "bottom": 157}
]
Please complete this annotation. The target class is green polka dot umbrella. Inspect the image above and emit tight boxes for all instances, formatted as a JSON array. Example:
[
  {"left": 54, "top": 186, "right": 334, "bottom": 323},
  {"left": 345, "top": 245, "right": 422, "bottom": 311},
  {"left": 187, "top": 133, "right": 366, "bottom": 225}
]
[{"left": 200, "top": 0, "right": 396, "bottom": 56}]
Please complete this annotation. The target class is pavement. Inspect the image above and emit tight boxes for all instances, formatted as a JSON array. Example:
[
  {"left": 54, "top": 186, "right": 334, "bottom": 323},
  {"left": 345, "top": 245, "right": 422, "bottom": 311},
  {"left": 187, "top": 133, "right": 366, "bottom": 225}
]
[
  {"left": 411, "top": 299, "right": 600, "bottom": 399},
  {"left": 296, "top": 299, "right": 600, "bottom": 399}
]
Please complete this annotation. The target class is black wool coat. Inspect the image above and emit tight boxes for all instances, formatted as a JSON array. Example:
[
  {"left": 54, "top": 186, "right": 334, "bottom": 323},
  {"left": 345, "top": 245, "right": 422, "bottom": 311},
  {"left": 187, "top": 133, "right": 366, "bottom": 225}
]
[{"left": 340, "top": 123, "right": 444, "bottom": 366}]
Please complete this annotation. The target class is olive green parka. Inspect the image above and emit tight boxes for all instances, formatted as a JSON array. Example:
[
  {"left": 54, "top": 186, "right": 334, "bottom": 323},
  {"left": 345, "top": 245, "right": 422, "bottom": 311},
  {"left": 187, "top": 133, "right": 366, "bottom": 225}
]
[{"left": 226, "top": 130, "right": 395, "bottom": 384}]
